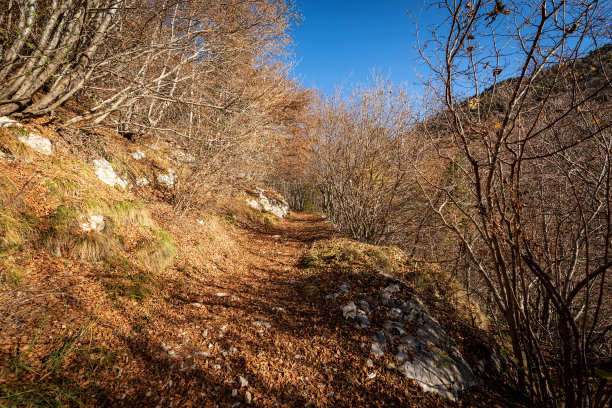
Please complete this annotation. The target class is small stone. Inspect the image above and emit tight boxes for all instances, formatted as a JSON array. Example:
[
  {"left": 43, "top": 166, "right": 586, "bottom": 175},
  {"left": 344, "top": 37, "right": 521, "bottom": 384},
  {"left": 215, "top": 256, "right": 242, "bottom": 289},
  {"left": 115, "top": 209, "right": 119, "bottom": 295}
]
[
  {"left": 80, "top": 215, "right": 105, "bottom": 232},
  {"left": 366, "top": 359, "right": 374, "bottom": 368},
  {"left": 371, "top": 342, "right": 384, "bottom": 357},
  {"left": 354, "top": 315, "right": 370, "bottom": 328},
  {"left": 385, "top": 283, "right": 401, "bottom": 293},
  {"left": 214, "top": 292, "right": 229, "bottom": 297},
  {"left": 367, "top": 372, "right": 377, "bottom": 380},
  {"left": 0, "top": 117, "right": 23, "bottom": 128},
  {"left": 245, "top": 391, "right": 252, "bottom": 404},
  {"left": 325, "top": 293, "right": 339, "bottom": 300},
  {"left": 373, "top": 331, "right": 388, "bottom": 348},
  {"left": 214, "top": 364, "right": 221, "bottom": 370},
  {"left": 359, "top": 300, "right": 371, "bottom": 314},
  {"left": 389, "top": 308, "right": 403, "bottom": 319},
  {"left": 232, "top": 389, "right": 238, "bottom": 397},
  {"left": 157, "top": 168, "right": 176, "bottom": 187},
  {"left": 383, "top": 321, "right": 405, "bottom": 342},
  {"left": 395, "top": 351, "right": 409, "bottom": 363},
  {"left": 93, "top": 158, "right": 127, "bottom": 188},
  {"left": 18, "top": 132, "right": 53, "bottom": 155},
  {"left": 338, "top": 282, "right": 350, "bottom": 293},
  {"left": 132, "top": 150, "right": 145, "bottom": 160},
  {"left": 239, "top": 376, "right": 249, "bottom": 388},
  {"left": 253, "top": 321, "right": 271, "bottom": 329},
  {"left": 191, "top": 302, "right": 203, "bottom": 308},
  {"left": 342, "top": 301, "right": 357, "bottom": 319},
  {"left": 379, "top": 290, "right": 393, "bottom": 306}
]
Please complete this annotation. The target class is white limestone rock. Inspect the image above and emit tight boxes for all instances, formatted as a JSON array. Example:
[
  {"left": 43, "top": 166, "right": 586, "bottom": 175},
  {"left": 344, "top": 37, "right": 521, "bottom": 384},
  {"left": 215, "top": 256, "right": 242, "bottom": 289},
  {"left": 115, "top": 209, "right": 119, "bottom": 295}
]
[
  {"left": 93, "top": 159, "right": 127, "bottom": 188},
  {"left": 18, "top": 133, "right": 53, "bottom": 155},
  {"left": 80, "top": 215, "right": 105, "bottom": 232},
  {"left": 342, "top": 302, "right": 357, "bottom": 319},
  {"left": 172, "top": 150, "right": 195, "bottom": 163},
  {"left": 397, "top": 302, "right": 481, "bottom": 401},
  {"left": 157, "top": 169, "right": 176, "bottom": 187},
  {"left": 0, "top": 116, "right": 23, "bottom": 128},
  {"left": 132, "top": 150, "right": 145, "bottom": 160},
  {"left": 246, "top": 188, "right": 290, "bottom": 218}
]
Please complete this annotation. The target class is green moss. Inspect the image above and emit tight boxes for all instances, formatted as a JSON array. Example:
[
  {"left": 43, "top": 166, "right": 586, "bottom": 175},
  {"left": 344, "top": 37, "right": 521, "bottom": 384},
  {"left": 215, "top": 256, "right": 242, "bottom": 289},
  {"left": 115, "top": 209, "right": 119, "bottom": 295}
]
[{"left": 224, "top": 211, "right": 235, "bottom": 225}]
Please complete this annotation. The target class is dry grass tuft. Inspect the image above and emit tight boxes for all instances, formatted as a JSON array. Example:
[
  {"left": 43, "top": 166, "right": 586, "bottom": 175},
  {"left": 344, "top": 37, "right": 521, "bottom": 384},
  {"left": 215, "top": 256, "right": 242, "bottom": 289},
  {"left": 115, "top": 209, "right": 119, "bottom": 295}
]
[
  {"left": 136, "top": 229, "right": 177, "bottom": 272},
  {"left": 192, "top": 216, "right": 238, "bottom": 260},
  {"left": 302, "top": 237, "right": 405, "bottom": 273},
  {"left": 85, "top": 199, "right": 151, "bottom": 226},
  {"left": 0, "top": 128, "right": 36, "bottom": 162},
  {"left": 70, "top": 232, "right": 120, "bottom": 262},
  {"left": 42, "top": 205, "right": 118, "bottom": 261},
  {"left": 405, "top": 262, "right": 490, "bottom": 329},
  {"left": 0, "top": 176, "right": 39, "bottom": 253}
]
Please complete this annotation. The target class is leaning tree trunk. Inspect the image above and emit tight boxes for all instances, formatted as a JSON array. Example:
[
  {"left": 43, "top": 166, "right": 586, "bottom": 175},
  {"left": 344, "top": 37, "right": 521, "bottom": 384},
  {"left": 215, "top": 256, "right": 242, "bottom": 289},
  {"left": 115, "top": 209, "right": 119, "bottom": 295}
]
[{"left": 0, "top": 0, "right": 123, "bottom": 117}]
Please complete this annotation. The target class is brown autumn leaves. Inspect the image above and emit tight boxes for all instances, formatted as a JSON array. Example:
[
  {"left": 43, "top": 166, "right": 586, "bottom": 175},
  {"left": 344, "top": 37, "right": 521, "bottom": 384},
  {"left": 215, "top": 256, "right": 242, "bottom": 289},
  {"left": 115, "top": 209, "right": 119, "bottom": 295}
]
[{"left": 1, "top": 1, "right": 611, "bottom": 407}]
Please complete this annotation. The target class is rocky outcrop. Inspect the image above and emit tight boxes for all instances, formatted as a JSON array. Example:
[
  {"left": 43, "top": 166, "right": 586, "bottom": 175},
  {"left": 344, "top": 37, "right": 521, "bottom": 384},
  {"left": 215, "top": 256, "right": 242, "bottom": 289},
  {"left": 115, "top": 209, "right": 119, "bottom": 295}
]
[
  {"left": 327, "top": 278, "right": 482, "bottom": 401},
  {"left": 0, "top": 116, "right": 23, "bottom": 128},
  {"left": 18, "top": 133, "right": 54, "bottom": 155},
  {"left": 80, "top": 215, "right": 105, "bottom": 232},
  {"left": 246, "top": 188, "right": 290, "bottom": 218},
  {"left": 157, "top": 169, "right": 176, "bottom": 187},
  {"left": 93, "top": 159, "right": 127, "bottom": 188},
  {"left": 0, "top": 117, "right": 54, "bottom": 156}
]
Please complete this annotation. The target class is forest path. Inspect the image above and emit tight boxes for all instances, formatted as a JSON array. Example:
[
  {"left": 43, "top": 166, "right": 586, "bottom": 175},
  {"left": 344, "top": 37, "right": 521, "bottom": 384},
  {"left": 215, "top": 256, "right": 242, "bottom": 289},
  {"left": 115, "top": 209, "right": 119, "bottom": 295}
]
[{"left": 113, "top": 213, "right": 448, "bottom": 407}]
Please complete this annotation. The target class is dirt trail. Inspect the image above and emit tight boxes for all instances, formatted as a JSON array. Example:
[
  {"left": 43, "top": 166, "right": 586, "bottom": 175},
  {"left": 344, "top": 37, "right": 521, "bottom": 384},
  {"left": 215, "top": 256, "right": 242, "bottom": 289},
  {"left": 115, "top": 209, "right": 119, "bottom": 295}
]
[{"left": 97, "top": 212, "right": 449, "bottom": 407}]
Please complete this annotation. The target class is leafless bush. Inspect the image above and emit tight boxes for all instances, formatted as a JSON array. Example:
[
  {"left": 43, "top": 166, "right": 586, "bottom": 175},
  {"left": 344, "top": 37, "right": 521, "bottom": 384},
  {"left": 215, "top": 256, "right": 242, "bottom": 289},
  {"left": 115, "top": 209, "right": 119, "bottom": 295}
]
[
  {"left": 416, "top": 1, "right": 612, "bottom": 406},
  {"left": 309, "top": 75, "right": 432, "bottom": 245}
]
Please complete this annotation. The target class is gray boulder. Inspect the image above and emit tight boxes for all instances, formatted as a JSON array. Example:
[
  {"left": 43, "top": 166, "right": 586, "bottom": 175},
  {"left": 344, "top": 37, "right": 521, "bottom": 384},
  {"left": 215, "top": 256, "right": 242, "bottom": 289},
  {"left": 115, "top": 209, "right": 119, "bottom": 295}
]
[{"left": 397, "top": 305, "right": 481, "bottom": 400}]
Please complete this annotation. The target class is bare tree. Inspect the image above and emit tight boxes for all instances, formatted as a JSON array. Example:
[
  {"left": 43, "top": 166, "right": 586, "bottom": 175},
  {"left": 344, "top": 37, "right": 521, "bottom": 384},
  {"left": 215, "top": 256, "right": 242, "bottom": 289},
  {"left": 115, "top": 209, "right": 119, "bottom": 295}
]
[
  {"left": 310, "top": 75, "right": 428, "bottom": 244},
  {"left": 416, "top": 1, "right": 612, "bottom": 406}
]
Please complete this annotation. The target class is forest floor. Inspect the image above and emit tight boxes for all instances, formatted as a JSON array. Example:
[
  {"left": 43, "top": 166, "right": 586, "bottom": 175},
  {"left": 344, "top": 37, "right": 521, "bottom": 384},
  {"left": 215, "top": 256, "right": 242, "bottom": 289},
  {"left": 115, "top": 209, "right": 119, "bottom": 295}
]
[{"left": 1, "top": 211, "right": 522, "bottom": 407}]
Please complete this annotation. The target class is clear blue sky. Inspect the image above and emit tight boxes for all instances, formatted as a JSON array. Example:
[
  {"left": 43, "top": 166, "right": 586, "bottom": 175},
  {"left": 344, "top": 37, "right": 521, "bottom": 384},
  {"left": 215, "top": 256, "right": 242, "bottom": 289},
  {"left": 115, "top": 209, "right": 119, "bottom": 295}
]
[{"left": 291, "top": 1, "right": 433, "bottom": 92}]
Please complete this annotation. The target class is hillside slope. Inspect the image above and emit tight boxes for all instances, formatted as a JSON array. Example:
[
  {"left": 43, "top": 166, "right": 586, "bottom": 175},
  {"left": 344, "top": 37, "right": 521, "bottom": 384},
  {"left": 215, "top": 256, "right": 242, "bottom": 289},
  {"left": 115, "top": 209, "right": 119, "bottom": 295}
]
[{"left": 0, "top": 121, "right": 519, "bottom": 407}]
